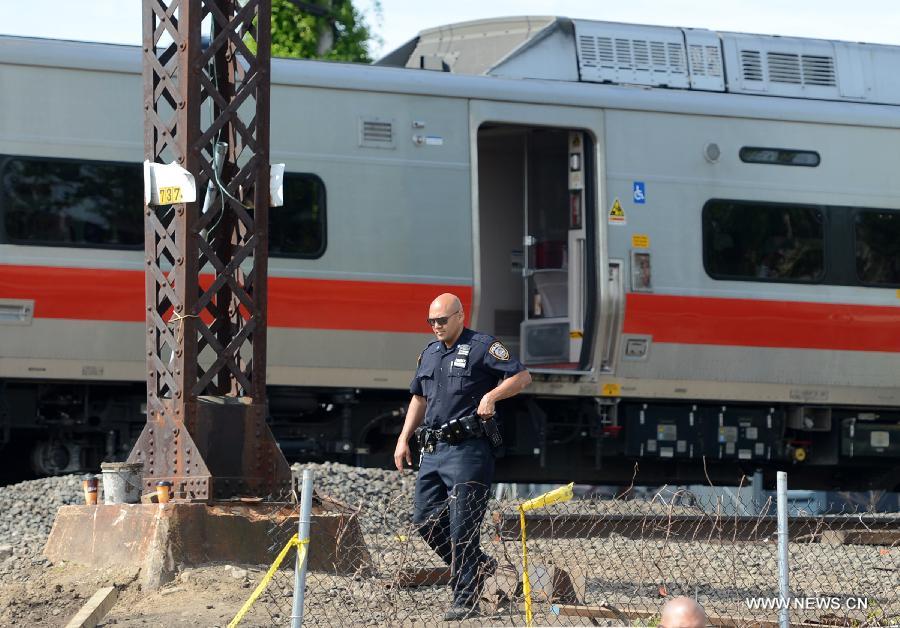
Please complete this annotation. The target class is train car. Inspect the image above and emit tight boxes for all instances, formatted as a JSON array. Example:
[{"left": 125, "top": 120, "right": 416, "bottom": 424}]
[{"left": 1, "top": 17, "right": 899, "bottom": 488}]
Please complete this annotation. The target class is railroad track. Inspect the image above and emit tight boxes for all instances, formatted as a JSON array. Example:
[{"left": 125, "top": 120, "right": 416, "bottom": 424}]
[{"left": 492, "top": 511, "right": 900, "bottom": 545}]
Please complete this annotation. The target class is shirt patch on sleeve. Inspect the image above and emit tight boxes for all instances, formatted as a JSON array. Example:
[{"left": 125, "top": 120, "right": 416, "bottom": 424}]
[{"left": 488, "top": 341, "right": 510, "bottom": 361}]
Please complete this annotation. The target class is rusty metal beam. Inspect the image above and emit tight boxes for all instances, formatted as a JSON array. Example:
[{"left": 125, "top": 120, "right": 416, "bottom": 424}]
[{"left": 129, "top": 0, "right": 289, "bottom": 501}]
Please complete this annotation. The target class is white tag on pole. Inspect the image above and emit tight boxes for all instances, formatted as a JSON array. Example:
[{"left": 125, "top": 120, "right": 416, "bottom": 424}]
[
  {"left": 143, "top": 160, "right": 198, "bottom": 206},
  {"left": 270, "top": 163, "right": 285, "bottom": 207}
]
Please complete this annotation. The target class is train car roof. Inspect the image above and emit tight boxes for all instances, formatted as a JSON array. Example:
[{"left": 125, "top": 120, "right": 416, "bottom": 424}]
[
  {"left": 1, "top": 32, "right": 900, "bottom": 130},
  {"left": 377, "top": 16, "right": 900, "bottom": 108}
]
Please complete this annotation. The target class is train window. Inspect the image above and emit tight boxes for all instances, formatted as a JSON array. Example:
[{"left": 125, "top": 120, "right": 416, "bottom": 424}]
[
  {"left": 855, "top": 210, "right": 900, "bottom": 286},
  {"left": 0, "top": 155, "right": 143, "bottom": 248},
  {"left": 269, "top": 173, "right": 326, "bottom": 259},
  {"left": 739, "top": 147, "right": 820, "bottom": 167},
  {"left": 703, "top": 200, "right": 825, "bottom": 282}
]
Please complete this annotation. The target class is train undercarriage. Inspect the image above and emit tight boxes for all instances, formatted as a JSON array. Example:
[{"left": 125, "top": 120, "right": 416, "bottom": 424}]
[{"left": 1, "top": 379, "right": 898, "bottom": 490}]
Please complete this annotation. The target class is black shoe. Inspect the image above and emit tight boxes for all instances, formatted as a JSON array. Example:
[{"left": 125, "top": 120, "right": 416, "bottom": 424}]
[{"left": 443, "top": 603, "right": 480, "bottom": 621}]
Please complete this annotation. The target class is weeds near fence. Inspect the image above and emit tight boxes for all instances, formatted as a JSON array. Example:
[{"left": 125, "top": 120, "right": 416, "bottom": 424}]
[{"left": 243, "top": 466, "right": 900, "bottom": 627}]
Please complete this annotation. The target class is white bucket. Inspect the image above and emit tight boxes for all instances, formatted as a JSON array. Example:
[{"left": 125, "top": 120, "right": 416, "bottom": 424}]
[{"left": 100, "top": 462, "right": 144, "bottom": 504}]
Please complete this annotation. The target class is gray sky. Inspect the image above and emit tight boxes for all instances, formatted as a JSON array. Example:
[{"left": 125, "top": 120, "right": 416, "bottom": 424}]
[{"left": 2, "top": 0, "right": 898, "bottom": 58}]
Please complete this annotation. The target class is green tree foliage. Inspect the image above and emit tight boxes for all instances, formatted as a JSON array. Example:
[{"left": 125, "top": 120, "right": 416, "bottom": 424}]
[{"left": 270, "top": 0, "right": 379, "bottom": 62}]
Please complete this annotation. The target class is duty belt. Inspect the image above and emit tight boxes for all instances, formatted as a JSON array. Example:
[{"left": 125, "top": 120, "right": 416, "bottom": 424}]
[{"left": 415, "top": 414, "right": 503, "bottom": 453}]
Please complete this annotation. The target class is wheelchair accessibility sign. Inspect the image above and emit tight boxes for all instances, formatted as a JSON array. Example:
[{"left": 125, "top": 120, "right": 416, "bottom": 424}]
[{"left": 633, "top": 181, "right": 646, "bottom": 204}]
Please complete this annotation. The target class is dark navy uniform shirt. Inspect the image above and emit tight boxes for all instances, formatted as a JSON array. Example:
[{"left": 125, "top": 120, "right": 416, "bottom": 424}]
[{"left": 410, "top": 328, "right": 526, "bottom": 428}]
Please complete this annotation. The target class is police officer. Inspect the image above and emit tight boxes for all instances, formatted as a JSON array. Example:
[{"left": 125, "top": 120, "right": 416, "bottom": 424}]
[{"left": 394, "top": 293, "right": 531, "bottom": 621}]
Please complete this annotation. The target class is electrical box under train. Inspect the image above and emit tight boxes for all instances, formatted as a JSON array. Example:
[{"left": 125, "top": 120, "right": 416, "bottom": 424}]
[{"left": 624, "top": 404, "right": 783, "bottom": 462}]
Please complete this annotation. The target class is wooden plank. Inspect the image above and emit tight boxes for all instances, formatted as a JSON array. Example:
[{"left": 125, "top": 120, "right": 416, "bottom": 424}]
[
  {"left": 390, "top": 566, "right": 451, "bottom": 588},
  {"left": 552, "top": 604, "right": 654, "bottom": 623},
  {"left": 826, "top": 529, "right": 900, "bottom": 546},
  {"left": 64, "top": 586, "right": 118, "bottom": 628}
]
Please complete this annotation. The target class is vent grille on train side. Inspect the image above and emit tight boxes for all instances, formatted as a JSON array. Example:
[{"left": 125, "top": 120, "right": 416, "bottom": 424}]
[{"left": 359, "top": 118, "right": 395, "bottom": 148}]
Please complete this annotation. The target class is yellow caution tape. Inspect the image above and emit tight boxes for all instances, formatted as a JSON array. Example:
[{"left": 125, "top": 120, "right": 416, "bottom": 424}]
[
  {"left": 519, "top": 483, "right": 575, "bottom": 626},
  {"left": 228, "top": 534, "right": 309, "bottom": 628},
  {"left": 520, "top": 482, "right": 574, "bottom": 512},
  {"left": 519, "top": 506, "right": 532, "bottom": 626}
]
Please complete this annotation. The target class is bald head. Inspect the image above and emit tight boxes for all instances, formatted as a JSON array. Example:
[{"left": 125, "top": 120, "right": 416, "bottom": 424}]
[
  {"left": 428, "top": 293, "right": 465, "bottom": 347},
  {"left": 660, "top": 597, "right": 707, "bottom": 628},
  {"left": 430, "top": 293, "right": 462, "bottom": 316}
]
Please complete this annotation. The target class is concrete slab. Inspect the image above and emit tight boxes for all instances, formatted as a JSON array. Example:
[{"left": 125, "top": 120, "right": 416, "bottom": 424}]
[{"left": 44, "top": 503, "right": 371, "bottom": 589}]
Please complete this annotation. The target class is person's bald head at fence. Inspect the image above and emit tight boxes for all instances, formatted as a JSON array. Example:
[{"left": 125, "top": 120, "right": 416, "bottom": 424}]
[{"left": 659, "top": 596, "right": 708, "bottom": 628}]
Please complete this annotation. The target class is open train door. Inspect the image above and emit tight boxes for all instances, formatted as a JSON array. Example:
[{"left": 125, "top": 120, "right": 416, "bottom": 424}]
[{"left": 471, "top": 102, "right": 613, "bottom": 374}]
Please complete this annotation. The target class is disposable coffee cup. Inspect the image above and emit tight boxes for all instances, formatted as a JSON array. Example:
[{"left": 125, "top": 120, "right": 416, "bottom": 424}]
[
  {"left": 82, "top": 476, "right": 98, "bottom": 506},
  {"left": 156, "top": 481, "right": 173, "bottom": 504}
]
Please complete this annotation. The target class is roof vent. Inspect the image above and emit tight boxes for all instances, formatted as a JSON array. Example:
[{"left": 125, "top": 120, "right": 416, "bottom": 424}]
[
  {"left": 359, "top": 118, "right": 395, "bottom": 149},
  {"left": 689, "top": 44, "right": 723, "bottom": 77},
  {"left": 684, "top": 29, "right": 725, "bottom": 91},
  {"left": 573, "top": 21, "right": 689, "bottom": 88},
  {"left": 801, "top": 55, "right": 836, "bottom": 86},
  {"left": 740, "top": 50, "right": 763, "bottom": 81},
  {"left": 723, "top": 34, "right": 851, "bottom": 98},
  {"left": 767, "top": 52, "right": 802, "bottom": 84},
  {"left": 578, "top": 35, "right": 599, "bottom": 66}
]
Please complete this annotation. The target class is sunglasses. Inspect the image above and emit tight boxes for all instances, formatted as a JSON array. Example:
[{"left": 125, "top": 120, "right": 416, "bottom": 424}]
[{"left": 427, "top": 310, "right": 459, "bottom": 327}]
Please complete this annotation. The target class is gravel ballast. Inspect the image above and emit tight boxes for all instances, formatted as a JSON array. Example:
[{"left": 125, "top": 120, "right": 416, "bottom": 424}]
[{"left": 0, "top": 464, "right": 896, "bottom": 626}]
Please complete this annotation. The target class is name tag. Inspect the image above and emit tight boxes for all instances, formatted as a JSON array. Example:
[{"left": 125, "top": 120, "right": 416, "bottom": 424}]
[
  {"left": 457, "top": 344, "right": 471, "bottom": 356},
  {"left": 453, "top": 358, "right": 467, "bottom": 368}
]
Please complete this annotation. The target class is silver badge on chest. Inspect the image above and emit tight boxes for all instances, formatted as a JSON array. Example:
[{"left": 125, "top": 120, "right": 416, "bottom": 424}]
[{"left": 453, "top": 345, "right": 469, "bottom": 369}]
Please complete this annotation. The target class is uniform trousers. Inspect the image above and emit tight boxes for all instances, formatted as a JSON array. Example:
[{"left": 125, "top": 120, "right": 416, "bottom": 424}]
[{"left": 412, "top": 437, "right": 495, "bottom": 606}]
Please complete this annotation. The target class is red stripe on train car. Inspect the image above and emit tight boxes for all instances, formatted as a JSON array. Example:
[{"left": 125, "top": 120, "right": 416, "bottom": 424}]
[
  {"left": 5, "top": 264, "right": 900, "bottom": 351},
  {"left": 0, "top": 265, "right": 472, "bottom": 333},
  {"left": 267, "top": 276, "right": 472, "bottom": 331},
  {"left": 624, "top": 293, "right": 900, "bottom": 352}
]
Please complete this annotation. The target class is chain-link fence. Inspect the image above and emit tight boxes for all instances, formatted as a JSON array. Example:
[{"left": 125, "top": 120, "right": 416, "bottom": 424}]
[{"left": 244, "top": 464, "right": 899, "bottom": 627}]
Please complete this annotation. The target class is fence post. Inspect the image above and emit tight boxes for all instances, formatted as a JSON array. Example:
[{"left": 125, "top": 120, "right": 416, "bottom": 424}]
[
  {"left": 777, "top": 471, "right": 789, "bottom": 628},
  {"left": 291, "top": 468, "right": 314, "bottom": 628}
]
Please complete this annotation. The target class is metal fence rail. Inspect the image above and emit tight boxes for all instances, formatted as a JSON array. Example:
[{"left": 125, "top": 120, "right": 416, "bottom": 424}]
[{"left": 241, "top": 467, "right": 899, "bottom": 627}]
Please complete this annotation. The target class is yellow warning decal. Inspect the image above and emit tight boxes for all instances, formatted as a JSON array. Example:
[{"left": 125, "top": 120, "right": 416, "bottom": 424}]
[
  {"left": 608, "top": 199, "right": 626, "bottom": 225},
  {"left": 631, "top": 234, "right": 649, "bottom": 248},
  {"left": 569, "top": 330, "right": 583, "bottom": 339},
  {"left": 600, "top": 383, "right": 621, "bottom": 397}
]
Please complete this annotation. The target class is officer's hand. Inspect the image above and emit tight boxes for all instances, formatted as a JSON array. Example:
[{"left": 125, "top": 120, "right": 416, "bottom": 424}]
[
  {"left": 394, "top": 439, "right": 412, "bottom": 471},
  {"left": 477, "top": 395, "right": 496, "bottom": 419}
]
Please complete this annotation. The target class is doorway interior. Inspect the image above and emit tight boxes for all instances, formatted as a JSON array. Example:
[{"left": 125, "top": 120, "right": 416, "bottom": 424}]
[{"left": 476, "top": 124, "right": 595, "bottom": 371}]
